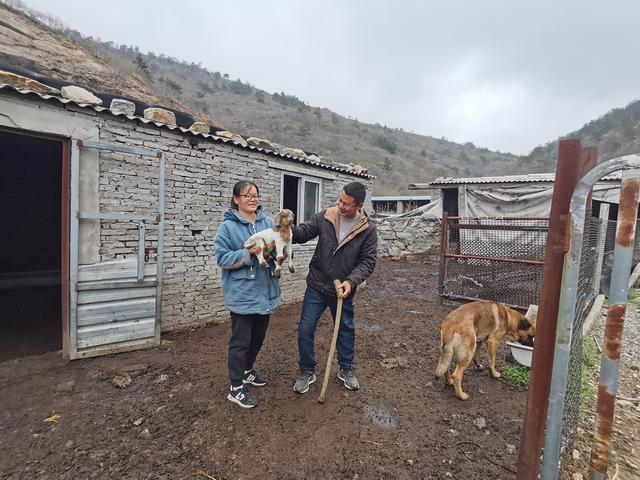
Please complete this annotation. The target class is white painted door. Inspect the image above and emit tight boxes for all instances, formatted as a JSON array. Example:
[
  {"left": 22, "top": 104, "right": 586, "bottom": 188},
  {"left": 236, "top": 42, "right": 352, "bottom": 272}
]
[{"left": 68, "top": 140, "right": 165, "bottom": 359}]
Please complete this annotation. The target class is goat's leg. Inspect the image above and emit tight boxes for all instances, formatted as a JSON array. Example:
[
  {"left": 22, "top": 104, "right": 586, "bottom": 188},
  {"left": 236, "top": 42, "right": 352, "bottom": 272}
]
[
  {"left": 254, "top": 240, "right": 268, "bottom": 268},
  {"left": 287, "top": 242, "right": 295, "bottom": 273},
  {"left": 273, "top": 242, "right": 285, "bottom": 278}
]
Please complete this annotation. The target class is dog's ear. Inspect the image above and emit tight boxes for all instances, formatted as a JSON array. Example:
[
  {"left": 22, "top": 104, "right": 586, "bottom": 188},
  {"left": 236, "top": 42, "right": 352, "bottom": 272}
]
[
  {"left": 518, "top": 318, "right": 532, "bottom": 331},
  {"left": 275, "top": 211, "right": 283, "bottom": 225}
]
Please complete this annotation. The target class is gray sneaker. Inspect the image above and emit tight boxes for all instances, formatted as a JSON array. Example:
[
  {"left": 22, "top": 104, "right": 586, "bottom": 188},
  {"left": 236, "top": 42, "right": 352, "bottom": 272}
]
[
  {"left": 293, "top": 372, "right": 316, "bottom": 394},
  {"left": 227, "top": 386, "right": 258, "bottom": 408},
  {"left": 337, "top": 369, "right": 360, "bottom": 390}
]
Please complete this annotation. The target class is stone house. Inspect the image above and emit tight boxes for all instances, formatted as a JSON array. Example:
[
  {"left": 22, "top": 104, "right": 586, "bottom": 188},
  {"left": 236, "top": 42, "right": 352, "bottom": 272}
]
[{"left": 0, "top": 79, "right": 373, "bottom": 360}]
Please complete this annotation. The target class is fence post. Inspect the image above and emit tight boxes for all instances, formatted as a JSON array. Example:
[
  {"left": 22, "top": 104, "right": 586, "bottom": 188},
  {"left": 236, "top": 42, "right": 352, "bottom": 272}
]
[
  {"left": 438, "top": 211, "right": 449, "bottom": 299},
  {"left": 589, "top": 176, "right": 640, "bottom": 479},
  {"left": 517, "top": 140, "right": 588, "bottom": 479}
]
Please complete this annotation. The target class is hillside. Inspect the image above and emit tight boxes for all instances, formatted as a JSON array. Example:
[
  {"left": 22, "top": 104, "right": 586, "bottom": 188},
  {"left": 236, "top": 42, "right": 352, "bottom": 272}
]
[
  {"left": 2, "top": 1, "right": 639, "bottom": 193},
  {"left": 527, "top": 99, "right": 640, "bottom": 170}
]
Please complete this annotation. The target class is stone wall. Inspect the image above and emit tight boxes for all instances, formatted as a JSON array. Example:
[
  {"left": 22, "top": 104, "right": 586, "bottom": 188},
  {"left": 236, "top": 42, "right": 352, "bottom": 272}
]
[
  {"left": 0, "top": 91, "right": 373, "bottom": 332},
  {"left": 94, "top": 114, "right": 371, "bottom": 330},
  {"left": 375, "top": 216, "right": 441, "bottom": 259}
]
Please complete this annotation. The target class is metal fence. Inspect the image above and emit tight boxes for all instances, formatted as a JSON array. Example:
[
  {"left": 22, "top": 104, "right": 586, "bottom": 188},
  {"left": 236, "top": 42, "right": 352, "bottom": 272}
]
[
  {"left": 561, "top": 216, "right": 608, "bottom": 453},
  {"left": 541, "top": 159, "right": 640, "bottom": 480},
  {"left": 439, "top": 216, "right": 548, "bottom": 310},
  {"left": 439, "top": 213, "right": 619, "bottom": 461}
]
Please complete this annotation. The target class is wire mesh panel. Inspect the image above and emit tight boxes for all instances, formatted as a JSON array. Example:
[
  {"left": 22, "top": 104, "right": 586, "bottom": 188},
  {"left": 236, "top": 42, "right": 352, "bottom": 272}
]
[
  {"left": 440, "top": 217, "right": 548, "bottom": 309},
  {"left": 561, "top": 217, "right": 604, "bottom": 453}
]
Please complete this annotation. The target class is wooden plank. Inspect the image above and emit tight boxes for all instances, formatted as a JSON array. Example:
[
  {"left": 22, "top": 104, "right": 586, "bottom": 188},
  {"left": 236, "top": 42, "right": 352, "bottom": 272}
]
[
  {"left": 74, "top": 338, "right": 157, "bottom": 359},
  {"left": 78, "top": 305, "right": 156, "bottom": 326},
  {"left": 77, "top": 317, "right": 155, "bottom": 348},
  {"left": 77, "top": 279, "right": 157, "bottom": 291},
  {"left": 78, "top": 265, "right": 156, "bottom": 282},
  {"left": 77, "top": 298, "right": 155, "bottom": 327},
  {"left": 78, "top": 258, "right": 156, "bottom": 273},
  {"left": 78, "top": 286, "right": 156, "bottom": 305},
  {"left": 79, "top": 257, "right": 137, "bottom": 271}
]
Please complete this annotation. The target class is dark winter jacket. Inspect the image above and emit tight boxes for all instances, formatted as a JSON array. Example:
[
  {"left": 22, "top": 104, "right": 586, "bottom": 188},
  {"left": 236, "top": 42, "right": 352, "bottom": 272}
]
[
  {"left": 292, "top": 205, "right": 378, "bottom": 297},
  {"left": 214, "top": 207, "right": 281, "bottom": 315}
]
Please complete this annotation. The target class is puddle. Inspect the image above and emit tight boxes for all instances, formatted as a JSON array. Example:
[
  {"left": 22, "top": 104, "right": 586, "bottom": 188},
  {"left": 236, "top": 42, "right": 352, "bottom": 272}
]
[{"left": 363, "top": 405, "right": 397, "bottom": 429}]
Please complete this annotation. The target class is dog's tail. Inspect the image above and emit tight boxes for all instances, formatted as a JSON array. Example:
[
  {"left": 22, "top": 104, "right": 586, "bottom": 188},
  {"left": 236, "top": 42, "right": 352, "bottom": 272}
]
[{"left": 435, "top": 334, "right": 454, "bottom": 379}]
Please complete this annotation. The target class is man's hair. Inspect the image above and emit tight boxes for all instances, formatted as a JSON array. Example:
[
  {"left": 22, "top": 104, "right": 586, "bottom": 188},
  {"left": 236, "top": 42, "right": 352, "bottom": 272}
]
[{"left": 343, "top": 181, "right": 367, "bottom": 204}]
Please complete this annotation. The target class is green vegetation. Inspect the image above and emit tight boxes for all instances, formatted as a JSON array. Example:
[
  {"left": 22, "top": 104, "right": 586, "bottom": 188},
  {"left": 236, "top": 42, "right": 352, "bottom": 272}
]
[
  {"left": 372, "top": 134, "right": 398, "bottom": 154},
  {"left": 502, "top": 336, "right": 602, "bottom": 400},
  {"left": 581, "top": 336, "right": 600, "bottom": 368},
  {"left": 502, "top": 364, "right": 531, "bottom": 391}
]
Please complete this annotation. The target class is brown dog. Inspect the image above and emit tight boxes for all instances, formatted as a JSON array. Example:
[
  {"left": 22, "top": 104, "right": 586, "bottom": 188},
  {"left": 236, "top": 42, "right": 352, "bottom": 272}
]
[{"left": 434, "top": 300, "right": 536, "bottom": 400}]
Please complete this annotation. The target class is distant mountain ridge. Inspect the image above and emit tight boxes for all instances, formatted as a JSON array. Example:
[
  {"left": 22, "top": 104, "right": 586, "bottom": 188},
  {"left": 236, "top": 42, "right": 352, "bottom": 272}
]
[{"left": 1, "top": 1, "right": 639, "bottom": 193}]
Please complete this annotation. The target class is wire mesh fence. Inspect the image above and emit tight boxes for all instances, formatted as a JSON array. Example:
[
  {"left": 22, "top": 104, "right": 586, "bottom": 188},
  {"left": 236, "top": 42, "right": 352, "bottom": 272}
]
[
  {"left": 439, "top": 217, "right": 549, "bottom": 310},
  {"left": 561, "top": 217, "right": 607, "bottom": 453},
  {"left": 439, "top": 214, "right": 620, "bottom": 457}
]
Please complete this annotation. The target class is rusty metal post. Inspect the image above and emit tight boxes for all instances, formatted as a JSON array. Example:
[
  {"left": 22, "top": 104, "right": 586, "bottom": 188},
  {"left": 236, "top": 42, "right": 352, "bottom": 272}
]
[
  {"left": 438, "top": 211, "right": 449, "bottom": 298},
  {"left": 517, "top": 140, "right": 585, "bottom": 479},
  {"left": 541, "top": 155, "right": 640, "bottom": 479},
  {"left": 589, "top": 176, "right": 640, "bottom": 480}
]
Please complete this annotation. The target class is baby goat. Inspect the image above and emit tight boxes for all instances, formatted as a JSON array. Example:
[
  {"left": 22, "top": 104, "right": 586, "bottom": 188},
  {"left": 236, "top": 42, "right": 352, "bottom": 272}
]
[{"left": 244, "top": 209, "right": 295, "bottom": 278}]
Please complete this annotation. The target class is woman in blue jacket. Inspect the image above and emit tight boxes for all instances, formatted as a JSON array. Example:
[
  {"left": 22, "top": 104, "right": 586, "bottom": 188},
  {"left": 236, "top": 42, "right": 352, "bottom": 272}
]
[{"left": 214, "top": 180, "right": 281, "bottom": 408}]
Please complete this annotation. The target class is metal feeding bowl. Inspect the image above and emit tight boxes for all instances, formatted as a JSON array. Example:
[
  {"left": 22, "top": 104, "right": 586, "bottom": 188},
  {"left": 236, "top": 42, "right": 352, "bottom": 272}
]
[
  {"left": 506, "top": 341, "right": 534, "bottom": 367},
  {"left": 505, "top": 303, "right": 537, "bottom": 367}
]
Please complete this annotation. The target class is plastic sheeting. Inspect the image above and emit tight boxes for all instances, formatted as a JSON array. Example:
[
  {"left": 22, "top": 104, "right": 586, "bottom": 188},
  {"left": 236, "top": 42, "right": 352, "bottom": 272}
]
[{"left": 399, "top": 182, "right": 620, "bottom": 219}]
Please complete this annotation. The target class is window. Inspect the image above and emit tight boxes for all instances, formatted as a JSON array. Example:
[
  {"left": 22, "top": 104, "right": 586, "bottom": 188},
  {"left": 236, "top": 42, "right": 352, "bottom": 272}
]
[{"left": 282, "top": 173, "right": 322, "bottom": 224}]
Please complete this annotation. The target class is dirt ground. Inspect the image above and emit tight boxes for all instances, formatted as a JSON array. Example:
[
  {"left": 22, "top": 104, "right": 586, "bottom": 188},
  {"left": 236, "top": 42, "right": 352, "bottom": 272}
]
[{"left": 0, "top": 257, "right": 531, "bottom": 480}]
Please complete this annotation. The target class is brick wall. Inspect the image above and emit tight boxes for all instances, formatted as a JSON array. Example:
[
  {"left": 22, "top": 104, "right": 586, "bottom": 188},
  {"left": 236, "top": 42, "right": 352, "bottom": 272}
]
[{"left": 94, "top": 115, "right": 372, "bottom": 330}]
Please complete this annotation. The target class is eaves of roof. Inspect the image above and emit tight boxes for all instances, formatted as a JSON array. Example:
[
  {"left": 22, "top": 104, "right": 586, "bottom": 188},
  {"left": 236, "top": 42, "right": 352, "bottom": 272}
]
[
  {"left": 0, "top": 83, "right": 375, "bottom": 179},
  {"left": 410, "top": 171, "right": 622, "bottom": 189}
]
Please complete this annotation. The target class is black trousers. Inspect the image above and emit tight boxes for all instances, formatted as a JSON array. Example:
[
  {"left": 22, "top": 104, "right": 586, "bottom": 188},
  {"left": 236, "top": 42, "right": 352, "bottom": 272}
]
[{"left": 228, "top": 312, "right": 270, "bottom": 387}]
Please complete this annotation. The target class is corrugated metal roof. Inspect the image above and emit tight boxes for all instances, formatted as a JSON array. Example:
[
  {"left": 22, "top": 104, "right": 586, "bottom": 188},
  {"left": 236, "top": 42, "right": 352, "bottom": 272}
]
[
  {"left": 371, "top": 195, "right": 431, "bottom": 201},
  {"left": 0, "top": 83, "right": 374, "bottom": 179},
  {"left": 410, "top": 171, "right": 623, "bottom": 189},
  {"left": 427, "top": 173, "right": 556, "bottom": 186}
]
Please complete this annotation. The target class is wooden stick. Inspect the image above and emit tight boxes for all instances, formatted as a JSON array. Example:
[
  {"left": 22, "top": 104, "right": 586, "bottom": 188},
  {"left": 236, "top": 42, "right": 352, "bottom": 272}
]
[
  {"left": 592, "top": 334, "right": 602, "bottom": 354},
  {"left": 318, "top": 279, "right": 344, "bottom": 404},
  {"left": 617, "top": 395, "right": 640, "bottom": 403}
]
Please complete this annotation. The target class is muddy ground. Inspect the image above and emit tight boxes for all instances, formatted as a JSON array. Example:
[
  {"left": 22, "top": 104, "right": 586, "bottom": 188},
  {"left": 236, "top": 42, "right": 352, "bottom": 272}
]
[{"left": 1, "top": 257, "right": 531, "bottom": 479}]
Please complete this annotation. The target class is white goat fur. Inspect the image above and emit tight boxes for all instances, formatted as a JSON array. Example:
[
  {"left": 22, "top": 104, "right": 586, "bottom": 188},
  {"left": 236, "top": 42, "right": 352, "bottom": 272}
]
[{"left": 243, "top": 209, "right": 295, "bottom": 278}]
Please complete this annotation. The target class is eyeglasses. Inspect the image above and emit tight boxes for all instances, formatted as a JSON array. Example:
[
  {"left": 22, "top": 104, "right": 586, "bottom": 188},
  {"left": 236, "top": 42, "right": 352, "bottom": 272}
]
[
  {"left": 238, "top": 194, "right": 260, "bottom": 200},
  {"left": 337, "top": 199, "right": 358, "bottom": 208}
]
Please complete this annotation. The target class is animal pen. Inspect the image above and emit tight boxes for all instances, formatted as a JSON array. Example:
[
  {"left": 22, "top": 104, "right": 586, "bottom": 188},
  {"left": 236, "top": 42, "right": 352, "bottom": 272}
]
[
  {"left": 438, "top": 145, "right": 640, "bottom": 478},
  {"left": 439, "top": 213, "right": 616, "bottom": 454}
]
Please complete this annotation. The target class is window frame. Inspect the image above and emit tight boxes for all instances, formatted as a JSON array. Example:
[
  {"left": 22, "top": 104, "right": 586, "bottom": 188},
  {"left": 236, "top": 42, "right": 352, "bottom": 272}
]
[{"left": 279, "top": 171, "right": 323, "bottom": 226}]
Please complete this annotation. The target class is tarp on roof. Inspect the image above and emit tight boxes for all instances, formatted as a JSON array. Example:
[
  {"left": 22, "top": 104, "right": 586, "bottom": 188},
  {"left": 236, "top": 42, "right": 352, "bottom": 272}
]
[{"left": 399, "top": 182, "right": 620, "bottom": 219}]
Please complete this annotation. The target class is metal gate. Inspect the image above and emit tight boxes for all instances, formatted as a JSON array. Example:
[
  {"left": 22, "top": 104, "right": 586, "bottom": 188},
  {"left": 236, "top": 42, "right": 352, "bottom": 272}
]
[
  {"left": 541, "top": 154, "right": 640, "bottom": 479},
  {"left": 68, "top": 139, "right": 165, "bottom": 359},
  {"left": 439, "top": 215, "right": 548, "bottom": 309}
]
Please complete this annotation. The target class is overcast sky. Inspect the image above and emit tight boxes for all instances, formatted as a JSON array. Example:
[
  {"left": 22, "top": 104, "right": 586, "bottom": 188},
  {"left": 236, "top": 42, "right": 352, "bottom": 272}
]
[{"left": 22, "top": 0, "right": 640, "bottom": 155}]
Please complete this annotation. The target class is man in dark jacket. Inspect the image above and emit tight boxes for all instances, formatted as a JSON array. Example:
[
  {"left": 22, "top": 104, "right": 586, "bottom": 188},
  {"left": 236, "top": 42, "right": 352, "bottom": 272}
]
[{"left": 291, "top": 181, "right": 378, "bottom": 393}]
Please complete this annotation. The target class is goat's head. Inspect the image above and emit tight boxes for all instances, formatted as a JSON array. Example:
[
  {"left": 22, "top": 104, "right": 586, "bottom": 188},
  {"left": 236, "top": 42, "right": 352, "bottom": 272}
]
[{"left": 275, "top": 209, "right": 295, "bottom": 227}]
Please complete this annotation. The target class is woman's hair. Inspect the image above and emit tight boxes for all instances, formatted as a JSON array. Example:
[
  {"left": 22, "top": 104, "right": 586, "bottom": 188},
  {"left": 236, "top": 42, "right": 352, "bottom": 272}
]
[{"left": 229, "top": 181, "right": 260, "bottom": 210}]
